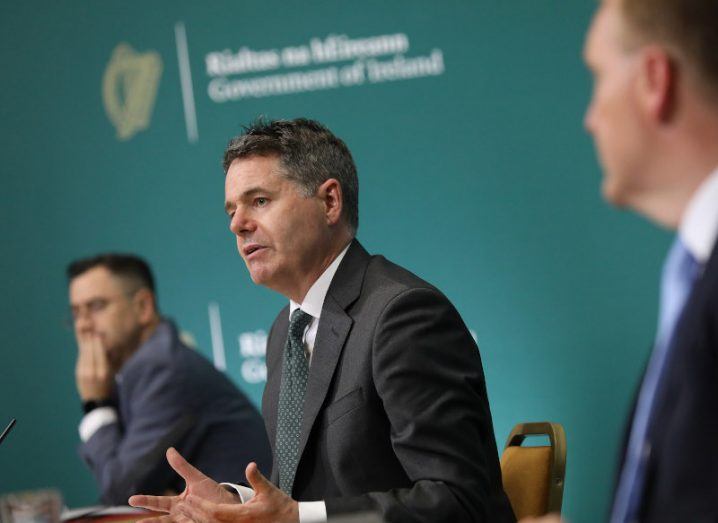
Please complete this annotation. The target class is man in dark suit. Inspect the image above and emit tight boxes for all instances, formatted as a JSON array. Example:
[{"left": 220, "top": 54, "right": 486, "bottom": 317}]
[
  {"left": 525, "top": 1, "right": 718, "bottom": 522},
  {"left": 130, "top": 119, "right": 514, "bottom": 522},
  {"left": 68, "top": 253, "right": 271, "bottom": 504}
]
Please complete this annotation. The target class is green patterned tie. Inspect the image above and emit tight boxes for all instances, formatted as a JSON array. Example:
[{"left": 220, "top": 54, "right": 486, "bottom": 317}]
[{"left": 276, "top": 308, "right": 314, "bottom": 495}]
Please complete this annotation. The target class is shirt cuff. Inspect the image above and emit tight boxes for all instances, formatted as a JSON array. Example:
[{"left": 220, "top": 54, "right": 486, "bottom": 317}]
[
  {"left": 298, "top": 501, "right": 327, "bottom": 522},
  {"left": 220, "top": 483, "right": 255, "bottom": 503},
  {"left": 221, "top": 483, "right": 326, "bottom": 522},
  {"left": 220, "top": 483, "right": 326, "bottom": 522},
  {"left": 78, "top": 407, "right": 118, "bottom": 442}
]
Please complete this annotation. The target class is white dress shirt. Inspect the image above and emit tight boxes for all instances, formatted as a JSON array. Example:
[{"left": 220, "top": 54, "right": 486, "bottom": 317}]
[
  {"left": 225, "top": 243, "right": 351, "bottom": 523},
  {"left": 288, "top": 243, "right": 351, "bottom": 360},
  {"left": 79, "top": 406, "right": 118, "bottom": 442},
  {"left": 679, "top": 166, "right": 718, "bottom": 265},
  {"left": 78, "top": 370, "right": 129, "bottom": 441}
]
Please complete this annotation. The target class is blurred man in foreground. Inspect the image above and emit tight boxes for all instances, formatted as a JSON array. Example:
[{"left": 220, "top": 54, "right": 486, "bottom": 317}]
[
  {"left": 130, "top": 119, "right": 515, "bottom": 522},
  {"left": 527, "top": 0, "right": 718, "bottom": 521},
  {"left": 68, "top": 253, "right": 271, "bottom": 505}
]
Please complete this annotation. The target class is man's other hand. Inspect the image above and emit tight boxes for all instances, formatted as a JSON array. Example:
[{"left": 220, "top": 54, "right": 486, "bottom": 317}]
[
  {"left": 129, "top": 447, "right": 239, "bottom": 521},
  {"left": 176, "top": 462, "right": 299, "bottom": 523},
  {"left": 130, "top": 450, "right": 299, "bottom": 523},
  {"left": 75, "top": 333, "right": 114, "bottom": 401}
]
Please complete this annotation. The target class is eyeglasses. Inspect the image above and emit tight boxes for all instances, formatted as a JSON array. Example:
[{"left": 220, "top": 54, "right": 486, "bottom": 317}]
[{"left": 65, "top": 294, "right": 132, "bottom": 327}]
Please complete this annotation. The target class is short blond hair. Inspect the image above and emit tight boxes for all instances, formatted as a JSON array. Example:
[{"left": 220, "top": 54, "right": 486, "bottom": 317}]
[{"left": 619, "top": 0, "right": 718, "bottom": 93}]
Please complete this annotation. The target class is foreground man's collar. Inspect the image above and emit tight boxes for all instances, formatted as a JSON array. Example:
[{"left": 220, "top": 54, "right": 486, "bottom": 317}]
[{"left": 680, "top": 166, "right": 718, "bottom": 264}]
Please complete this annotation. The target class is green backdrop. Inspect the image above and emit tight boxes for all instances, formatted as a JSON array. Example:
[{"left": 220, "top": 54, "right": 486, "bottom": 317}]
[{"left": 0, "top": 2, "right": 671, "bottom": 521}]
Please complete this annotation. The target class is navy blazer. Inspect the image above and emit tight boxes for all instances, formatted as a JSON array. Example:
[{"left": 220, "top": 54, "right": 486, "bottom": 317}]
[
  {"left": 617, "top": 241, "right": 718, "bottom": 522},
  {"left": 262, "top": 241, "right": 515, "bottom": 523},
  {"left": 79, "top": 320, "right": 272, "bottom": 504}
]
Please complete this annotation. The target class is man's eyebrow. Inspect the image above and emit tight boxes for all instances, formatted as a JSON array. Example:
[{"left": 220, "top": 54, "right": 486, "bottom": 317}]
[
  {"left": 69, "top": 294, "right": 105, "bottom": 307},
  {"left": 224, "top": 187, "right": 272, "bottom": 213}
]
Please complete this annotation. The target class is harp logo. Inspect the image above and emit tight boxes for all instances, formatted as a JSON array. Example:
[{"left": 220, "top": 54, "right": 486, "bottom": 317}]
[{"left": 102, "top": 43, "right": 163, "bottom": 141}]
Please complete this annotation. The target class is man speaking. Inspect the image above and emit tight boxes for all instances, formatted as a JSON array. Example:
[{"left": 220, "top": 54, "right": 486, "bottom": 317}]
[{"left": 130, "top": 119, "right": 514, "bottom": 522}]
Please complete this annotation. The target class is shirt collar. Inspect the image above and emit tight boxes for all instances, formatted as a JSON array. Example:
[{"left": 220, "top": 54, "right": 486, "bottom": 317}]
[
  {"left": 289, "top": 242, "right": 352, "bottom": 319},
  {"left": 679, "top": 166, "right": 718, "bottom": 264}
]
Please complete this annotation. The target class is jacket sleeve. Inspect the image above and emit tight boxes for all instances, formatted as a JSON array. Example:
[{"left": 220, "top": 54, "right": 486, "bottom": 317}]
[{"left": 79, "top": 358, "right": 194, "bottom": 505}]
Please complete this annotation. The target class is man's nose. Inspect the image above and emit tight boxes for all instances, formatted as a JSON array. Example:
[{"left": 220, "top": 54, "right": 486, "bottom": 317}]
[
  {"left": 229, "top": 208, "right": 255, "bottom": 236},
  {"left": 74, "top": 312, "right": 94, "bottom": 334}
]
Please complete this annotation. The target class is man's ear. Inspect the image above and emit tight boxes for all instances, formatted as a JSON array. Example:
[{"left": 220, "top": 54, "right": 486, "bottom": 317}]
[
  {"left": 133, "top": 288, "right": 157, "bottom": 325},
  {"left": 638, "top": 45, "right": 676, "bottom": 123},
  {"left": 317, "top": 178, "right": 344, "bottom": 226}
]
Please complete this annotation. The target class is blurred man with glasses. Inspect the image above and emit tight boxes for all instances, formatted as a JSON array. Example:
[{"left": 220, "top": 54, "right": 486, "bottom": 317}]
[{"left": 67, "top": 253, "right": 271, "bottom": 505}]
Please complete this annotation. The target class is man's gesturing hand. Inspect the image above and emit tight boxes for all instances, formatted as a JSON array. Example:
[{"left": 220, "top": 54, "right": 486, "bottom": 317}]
[
  {"left": 75, "top": 334, "right": 114, "bottom": 401},
  {"left": 174, "top": 462, "right": 299, "bottom": 523},
  {"left": 128, "top": 448, "right": 239, "bottom": 522}
]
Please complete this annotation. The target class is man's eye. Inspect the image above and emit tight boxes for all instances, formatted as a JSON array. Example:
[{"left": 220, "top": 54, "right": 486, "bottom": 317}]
[
  {"left": 88, "top": 299, "right": 109, "bottom": 313},
  {"left": 255, "top": 197, "right": 268, "bottom": 207}
]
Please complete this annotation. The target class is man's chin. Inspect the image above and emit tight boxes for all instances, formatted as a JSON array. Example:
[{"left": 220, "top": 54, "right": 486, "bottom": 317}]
[
  {"left": 248, "top": 268, "right": 270, "bottom": 286},
  {"left": 601, "top": 178, "right": 628, "bottom": 208},
  {"left": 248, "top": 269, "right": 288, "bottom": 296}
]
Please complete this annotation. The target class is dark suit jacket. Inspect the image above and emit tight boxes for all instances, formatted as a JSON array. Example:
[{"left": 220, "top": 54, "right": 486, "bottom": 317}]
[
  {"left": 79, "top": 320, "right": 272, "bottom": 505},
  {"left": 616, "top": 241, "right": 718, "bottom": 522},
  {"left": 262, "top": 241, "right": 515, "bottom": 523}
]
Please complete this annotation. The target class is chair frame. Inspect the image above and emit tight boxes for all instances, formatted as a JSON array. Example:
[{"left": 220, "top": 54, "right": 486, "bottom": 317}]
[{"left": 503, "top": 421, "right": 567, "bottom": 515}]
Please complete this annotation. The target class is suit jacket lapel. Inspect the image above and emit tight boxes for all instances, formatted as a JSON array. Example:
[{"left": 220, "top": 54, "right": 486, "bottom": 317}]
[
  {"left": 647, "top": 240, "right": 718, "bottom": 438},
  {"left": 295, "top": 240, "right": 370, "bottom": 465}
]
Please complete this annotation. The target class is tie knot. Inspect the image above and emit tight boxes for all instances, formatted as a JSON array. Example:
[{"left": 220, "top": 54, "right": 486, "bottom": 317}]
[
  {"left": 656, "top": 237, "right": 703, "bottom": 348},
  {"left": 290, "top": 308, "right": 313, "bottom": 333},
  {"left": 667, "top": 238, "right": 701, "bottom": 285}
]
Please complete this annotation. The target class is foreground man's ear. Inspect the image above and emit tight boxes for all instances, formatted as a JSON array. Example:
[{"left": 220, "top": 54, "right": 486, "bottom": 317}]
[{"left": 638, "top": 45, "right": 677, "bottom": 124}]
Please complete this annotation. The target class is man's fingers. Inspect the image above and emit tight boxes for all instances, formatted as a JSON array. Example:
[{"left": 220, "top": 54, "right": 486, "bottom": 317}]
[
  {"left": 76, "top": 332, "right": 94, "bottom": 351},
  {"left": 85, "top": 334, "right": 99, "bottom": 368},
  {"left": 91, "top": 334, "right": 109, "bottom": 371},
  {"left": 171, "top": 508, "right": 197, "bottom": 523},
  {"left": 185, "top": 495, "right": 247, "bottom": 522},
  {"left": 245, "top": 462, "right": 272, "bottom": 494},
  {"left": 166, "top": 447, "right": 209, "bottom": 484},
  {"left": 181, "top": 496, "right": 215, "bottom": 523},
  {"left": 129, "top": 494, "right": 178, "bottom": 513},
  {"left": 185, "top": 494, "right": 216, "bottom": 511},
  {"left": 76, "top": 335, "right": 93, "bottom": 367},
  {"left": 174, "top": 501, "right": 206, "bottom": 523}
]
